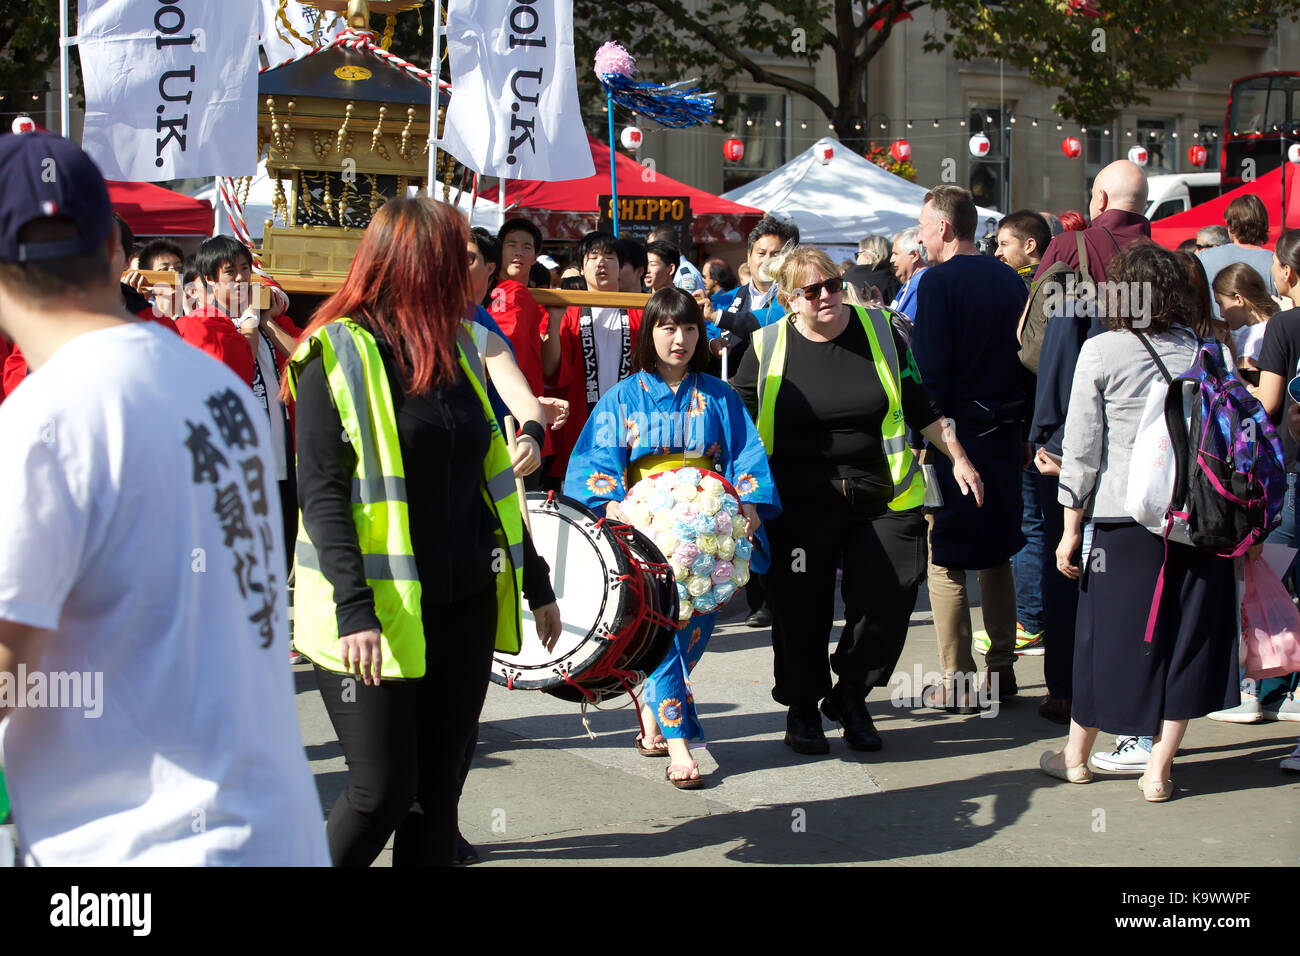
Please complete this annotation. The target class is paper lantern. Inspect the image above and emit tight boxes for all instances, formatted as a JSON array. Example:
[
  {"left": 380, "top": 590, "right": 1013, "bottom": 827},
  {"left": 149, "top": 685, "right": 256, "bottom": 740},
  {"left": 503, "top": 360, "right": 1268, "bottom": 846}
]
[
  {"left": 10, "top": 115, "right": 36, "bottom": 135},
  {"left": 1186, "top": 145, "right": 1208, "bottom": 167},
  {"left": 1061, "top": 137, "right": 1082, "bottom": 158},
  {"left": 890, "top": 139, "right": 912, "bottom": 162},
  {"left": 723, "top": 138, "right": 744, "bottom": 162},
  {"left": 620, "top": 126, "right": 643, "bottom": 151},
  {"left": 816, "top": 142, "right": 835, "bottom": 164},
  {"left": 968, "top": 133, "right": 991, "bottom": 157},
  {"left": 1128, "top": 145, "right": 1149, "bottom": 166},
  {"left": 1290, "top": 143, "right": 1300, "bottom": 164}
]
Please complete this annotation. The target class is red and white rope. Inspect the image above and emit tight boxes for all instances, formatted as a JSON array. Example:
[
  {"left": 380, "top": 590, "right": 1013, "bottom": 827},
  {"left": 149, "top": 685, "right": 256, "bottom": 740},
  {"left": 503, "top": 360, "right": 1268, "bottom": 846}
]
[{"left": 259, "top": 28, "right": 449, "bottom": 91}]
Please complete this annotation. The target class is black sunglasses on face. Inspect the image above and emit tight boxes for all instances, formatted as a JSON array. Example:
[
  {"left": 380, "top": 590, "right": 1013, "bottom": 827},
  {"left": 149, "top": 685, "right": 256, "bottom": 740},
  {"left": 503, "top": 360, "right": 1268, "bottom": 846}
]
[{"left": 793, "top": 276, "right": 844, "bottom": 299}]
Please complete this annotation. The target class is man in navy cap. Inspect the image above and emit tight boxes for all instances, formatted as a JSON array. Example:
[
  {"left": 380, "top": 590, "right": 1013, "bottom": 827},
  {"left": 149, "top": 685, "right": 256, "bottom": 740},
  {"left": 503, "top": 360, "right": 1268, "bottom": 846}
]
[{"left": 0, "top": 131, "right": 327, "bottom": 865}]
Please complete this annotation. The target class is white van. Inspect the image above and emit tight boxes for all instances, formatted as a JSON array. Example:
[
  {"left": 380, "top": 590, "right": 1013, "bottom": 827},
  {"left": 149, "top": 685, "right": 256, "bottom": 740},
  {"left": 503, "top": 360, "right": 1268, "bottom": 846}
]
[{"left": 1144, "top": 172, "right": 1222, "bottom": 221}]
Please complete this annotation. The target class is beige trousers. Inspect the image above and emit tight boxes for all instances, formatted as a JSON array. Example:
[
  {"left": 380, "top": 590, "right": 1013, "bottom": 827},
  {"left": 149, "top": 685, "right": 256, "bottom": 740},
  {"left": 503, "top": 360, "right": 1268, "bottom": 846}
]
[{"left": 925, "top": 513, "right": 1018, "bottom": 674}]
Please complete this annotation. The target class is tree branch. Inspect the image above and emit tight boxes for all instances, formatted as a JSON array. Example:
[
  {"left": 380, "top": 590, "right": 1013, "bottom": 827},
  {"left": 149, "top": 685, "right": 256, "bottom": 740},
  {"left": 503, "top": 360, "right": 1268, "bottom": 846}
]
[{"left": 640, "top": 0, "right": 839, "bottom": 121}]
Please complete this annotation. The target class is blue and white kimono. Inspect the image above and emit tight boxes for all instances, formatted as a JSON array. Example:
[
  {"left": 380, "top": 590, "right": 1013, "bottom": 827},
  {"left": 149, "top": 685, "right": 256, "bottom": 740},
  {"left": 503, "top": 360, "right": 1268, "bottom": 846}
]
[{"left": 564, "top": 370, "right": 780, "bottom": 740}]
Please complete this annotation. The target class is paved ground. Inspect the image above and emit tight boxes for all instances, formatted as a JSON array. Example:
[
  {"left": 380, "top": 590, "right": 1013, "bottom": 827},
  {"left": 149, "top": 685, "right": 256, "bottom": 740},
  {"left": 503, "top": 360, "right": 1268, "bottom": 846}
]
[{"left": 295, "top": 583, "right": 1300, "bottom": 867}]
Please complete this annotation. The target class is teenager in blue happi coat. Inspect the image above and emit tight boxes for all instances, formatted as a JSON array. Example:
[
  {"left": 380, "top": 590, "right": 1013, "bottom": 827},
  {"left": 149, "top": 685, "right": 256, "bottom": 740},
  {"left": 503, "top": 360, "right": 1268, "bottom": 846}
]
[{"left": 565, "top": 287, "right": 780, "bottom": 788}]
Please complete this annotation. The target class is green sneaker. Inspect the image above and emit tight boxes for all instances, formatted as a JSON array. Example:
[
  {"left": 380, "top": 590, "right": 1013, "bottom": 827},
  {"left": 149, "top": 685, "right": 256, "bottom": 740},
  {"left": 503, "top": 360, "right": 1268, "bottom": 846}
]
[{"left": 973, "top": 625, "right": 1045, "bottom": 657}]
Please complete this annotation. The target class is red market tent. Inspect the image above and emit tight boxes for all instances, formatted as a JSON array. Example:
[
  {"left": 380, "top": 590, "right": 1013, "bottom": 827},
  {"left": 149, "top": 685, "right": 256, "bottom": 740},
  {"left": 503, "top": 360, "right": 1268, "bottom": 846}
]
[
  {"left": 108, "top": 180, "right": 213, "bottom": 237},
  {"left": 1151, "top": 163, "right": 1299, "bottom": 250},
  {"left": 481, "top": 134, "right": 763, "bottom": 244}
]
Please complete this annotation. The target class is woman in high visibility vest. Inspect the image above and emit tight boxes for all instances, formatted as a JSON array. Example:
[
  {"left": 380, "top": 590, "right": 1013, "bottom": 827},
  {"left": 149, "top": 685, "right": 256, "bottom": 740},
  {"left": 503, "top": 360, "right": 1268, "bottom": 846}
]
[
  {"left": 283, "top": 198, "right": 561, "bottom": 867},
  {"left": 733, "top": 246, "right": 983, "bottom": 755}
]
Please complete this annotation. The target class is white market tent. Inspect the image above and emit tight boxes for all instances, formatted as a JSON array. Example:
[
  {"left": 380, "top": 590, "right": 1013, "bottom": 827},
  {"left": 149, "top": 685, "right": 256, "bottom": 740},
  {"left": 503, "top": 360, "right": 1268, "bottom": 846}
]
[
  {"left": 189, "top": 163, "right": 503, "bottom": 241},
  {"left": 721, "top": 137, "right": 1002, "bottom": 253}
]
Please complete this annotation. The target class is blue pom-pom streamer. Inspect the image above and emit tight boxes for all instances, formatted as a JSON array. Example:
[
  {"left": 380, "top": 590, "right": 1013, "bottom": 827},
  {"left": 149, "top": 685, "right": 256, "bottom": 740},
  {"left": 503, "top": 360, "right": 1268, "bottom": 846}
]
[{"left": 599, "top": 74, "right": 715, "bottom": 129}]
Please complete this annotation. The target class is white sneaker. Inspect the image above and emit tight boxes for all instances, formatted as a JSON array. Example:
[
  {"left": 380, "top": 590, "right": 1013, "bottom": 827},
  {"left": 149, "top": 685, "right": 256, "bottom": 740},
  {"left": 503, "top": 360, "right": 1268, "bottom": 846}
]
[
  {"left": 1264, "top": 694, "right": 1300, "bottom": 723},
  {"left": 1207, "top": 694, "right": 1263, "bottom": 723},
  {"left": 1281, "top": 740, "right": 1300, "bottom": 773},
  {"left": 1090, "top": 735, "right": 1150, "bottom": 773}
]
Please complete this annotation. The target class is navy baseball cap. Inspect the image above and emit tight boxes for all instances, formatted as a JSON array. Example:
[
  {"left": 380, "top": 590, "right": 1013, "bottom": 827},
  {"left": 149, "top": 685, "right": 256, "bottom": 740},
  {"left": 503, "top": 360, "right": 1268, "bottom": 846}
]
[{"left": 0, "top": 130, "right": 114, "bottom": 264}]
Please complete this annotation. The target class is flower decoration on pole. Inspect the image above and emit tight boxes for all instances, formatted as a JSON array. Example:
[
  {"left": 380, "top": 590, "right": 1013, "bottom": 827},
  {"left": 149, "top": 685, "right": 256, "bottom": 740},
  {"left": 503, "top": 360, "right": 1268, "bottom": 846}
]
[
  {"left": 723, "top": 138, "right": 744, "bottom": 162},
  {"left": 969, "top": 133, "right": 991, "bottom": 157},
  {"left": 1187, "top": 145, "right": 1208, "bottom": 167},
  {"left": 1061, "top": 137, "right": 1083, "bottom": 158},
  {"left": 890, "top": 139, "right": 912, "bottom": 162},
  {"left": 594, "top": 41, "right": 716, "bottom": 237}
]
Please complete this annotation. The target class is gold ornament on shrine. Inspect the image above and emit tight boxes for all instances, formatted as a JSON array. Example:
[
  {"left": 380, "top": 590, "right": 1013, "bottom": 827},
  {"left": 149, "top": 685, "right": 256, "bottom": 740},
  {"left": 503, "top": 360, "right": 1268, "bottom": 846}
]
[{"left": 257, "top": 0, "right": 454, "bottom": 287}]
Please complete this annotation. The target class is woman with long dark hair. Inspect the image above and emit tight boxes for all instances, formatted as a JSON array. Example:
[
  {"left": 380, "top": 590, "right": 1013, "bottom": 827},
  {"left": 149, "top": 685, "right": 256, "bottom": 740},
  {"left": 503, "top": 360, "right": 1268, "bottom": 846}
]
[
  {"left": 564, "top": 287, "right": 780, "bottom": 787},
  {"left": 285, "top": 197, "right": 559, "bottom": 865}
]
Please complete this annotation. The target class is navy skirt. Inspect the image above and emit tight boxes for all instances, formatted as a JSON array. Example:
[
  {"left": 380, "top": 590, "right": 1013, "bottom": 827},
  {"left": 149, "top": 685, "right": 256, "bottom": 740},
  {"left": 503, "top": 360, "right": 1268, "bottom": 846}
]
[{"left": 1072, "top": 521, "right": 1239, "bottom": 737}]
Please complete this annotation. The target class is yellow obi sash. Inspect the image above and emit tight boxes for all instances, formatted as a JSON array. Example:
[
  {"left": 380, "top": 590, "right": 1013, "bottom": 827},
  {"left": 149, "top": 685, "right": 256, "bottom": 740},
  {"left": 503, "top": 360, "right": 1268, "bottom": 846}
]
[{"left": 626, "top": 451, "right": 715, "bottom": 488}]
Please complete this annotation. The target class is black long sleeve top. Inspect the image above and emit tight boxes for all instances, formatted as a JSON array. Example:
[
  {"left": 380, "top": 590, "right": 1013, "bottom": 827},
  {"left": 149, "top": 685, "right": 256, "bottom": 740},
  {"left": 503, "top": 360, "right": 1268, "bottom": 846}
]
[
  {"left": 733, "top": 313, "right": 944, "bottom": 507},
  {"left": 294, "top": 320, "right": 554, "bottom": 636}
]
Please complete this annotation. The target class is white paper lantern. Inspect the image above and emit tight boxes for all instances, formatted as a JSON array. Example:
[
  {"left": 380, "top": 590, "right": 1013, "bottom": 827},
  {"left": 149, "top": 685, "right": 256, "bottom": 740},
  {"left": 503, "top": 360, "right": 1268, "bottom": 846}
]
[
  {"left": 968, "top": 133, "right": 991, "bottom": 157},
  {"left": 1289, "top": 143, "right": 1300, "bottom": 164},
  {"left": 816, "top": 142, "right": 834, "bottom": 164},
  {"left": 1127, "top": 145, "right": 1149, "bottom": 166},
  {"left": 620, "top": 126, "right": 643, "bottom": 151},
  {"left": 11, "top": 115, "right": 37, "bottom": 135}
]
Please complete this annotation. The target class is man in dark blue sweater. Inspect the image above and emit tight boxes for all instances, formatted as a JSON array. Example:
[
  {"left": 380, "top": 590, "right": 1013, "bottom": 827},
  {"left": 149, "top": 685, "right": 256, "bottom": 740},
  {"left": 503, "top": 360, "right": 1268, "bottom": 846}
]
[{"left": 912, "top": 185, "right": 1030, "bottom": 712}]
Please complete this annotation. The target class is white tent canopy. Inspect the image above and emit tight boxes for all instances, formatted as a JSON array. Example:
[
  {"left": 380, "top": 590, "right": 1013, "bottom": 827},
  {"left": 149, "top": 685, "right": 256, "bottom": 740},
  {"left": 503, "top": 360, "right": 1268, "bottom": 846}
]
[
  {"left": 189, "top": 164, "right": 503, "bottom": 241},
  {"left": 721, "top": 137, "right": 1002, "bottom": 246}
]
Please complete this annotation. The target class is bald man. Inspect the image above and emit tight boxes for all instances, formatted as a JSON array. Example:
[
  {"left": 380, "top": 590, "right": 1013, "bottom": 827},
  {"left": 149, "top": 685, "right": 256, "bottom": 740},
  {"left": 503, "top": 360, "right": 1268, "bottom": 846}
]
[{"left": 1026, "top": 159, "right": 1152, "bottom": 732}]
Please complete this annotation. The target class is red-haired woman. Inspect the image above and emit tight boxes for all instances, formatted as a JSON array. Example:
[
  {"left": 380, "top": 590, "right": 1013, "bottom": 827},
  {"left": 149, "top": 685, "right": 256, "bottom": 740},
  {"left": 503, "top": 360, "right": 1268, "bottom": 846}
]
[{"left": 285, "top": 197, "right": 560, "bottom": 866}]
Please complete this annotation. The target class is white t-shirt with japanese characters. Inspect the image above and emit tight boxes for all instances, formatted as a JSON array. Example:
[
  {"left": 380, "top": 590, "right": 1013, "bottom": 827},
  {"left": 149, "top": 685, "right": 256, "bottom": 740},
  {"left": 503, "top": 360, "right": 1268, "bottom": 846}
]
[{"left": 0, "top": 322, "right": 327, "bottom": 866}]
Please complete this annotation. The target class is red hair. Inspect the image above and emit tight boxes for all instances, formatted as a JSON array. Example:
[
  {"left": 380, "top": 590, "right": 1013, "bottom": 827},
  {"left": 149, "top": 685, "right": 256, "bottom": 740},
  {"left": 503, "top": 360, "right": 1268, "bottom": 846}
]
[
  {"left": 283, "top": 197, "right": 471, "bottom": 400},
  {"left": 1058, "top": 209, "right": 1086, "bottom": 232}
]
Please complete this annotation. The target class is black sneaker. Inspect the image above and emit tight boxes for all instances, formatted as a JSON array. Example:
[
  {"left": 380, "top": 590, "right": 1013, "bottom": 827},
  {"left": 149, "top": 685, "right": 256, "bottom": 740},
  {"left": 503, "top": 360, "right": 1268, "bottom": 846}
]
[
  {"left": 821, "top": 686, "right": 883, "bottom": 752},
  {"left": 745, "top": 607, "right": 773, "bottom": 628},
  {"left": 784, "top": 704, "right": 830, "bottom": 755}
]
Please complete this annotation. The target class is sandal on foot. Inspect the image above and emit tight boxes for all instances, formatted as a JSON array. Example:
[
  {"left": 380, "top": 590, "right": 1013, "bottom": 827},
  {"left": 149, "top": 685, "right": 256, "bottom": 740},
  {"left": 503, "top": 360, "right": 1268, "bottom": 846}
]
[
  {"left": 666, "top": 761, "right": 704, "bottom": 789},
  {"left": 1039, "top": 750, "right": 1093, "bottom": 783},
  {"left": 635, "top": 733, "right": 669, "bottom": 757},
  {"left": 921, "top": 682, "right": 981, "bottom": 715}
]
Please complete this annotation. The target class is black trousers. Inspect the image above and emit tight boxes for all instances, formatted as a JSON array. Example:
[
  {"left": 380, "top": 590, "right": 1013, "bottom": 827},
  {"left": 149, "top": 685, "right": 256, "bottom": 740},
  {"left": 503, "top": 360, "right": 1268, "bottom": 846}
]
[
  {"left": 314, "top": 582, "right": 497, "bottom": 867},
  {"left": 766, "top": 485, "right": 927, "bottom": 706},
  {"left": 1038, "top": 473, "right": 1080, "bottom": 699}
]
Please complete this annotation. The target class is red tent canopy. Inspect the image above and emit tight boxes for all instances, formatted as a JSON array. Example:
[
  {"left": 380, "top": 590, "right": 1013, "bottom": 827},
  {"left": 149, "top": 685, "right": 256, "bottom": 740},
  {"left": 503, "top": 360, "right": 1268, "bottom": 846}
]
[
  {"left": 1151, "top": 163, "right": 1300, "bottom": 250},
  {"left": 108, "top": 180, "right": 213, "bottom": 237},
  {"left": 481, "top": 134, "right": 762, "bottom": 243}
]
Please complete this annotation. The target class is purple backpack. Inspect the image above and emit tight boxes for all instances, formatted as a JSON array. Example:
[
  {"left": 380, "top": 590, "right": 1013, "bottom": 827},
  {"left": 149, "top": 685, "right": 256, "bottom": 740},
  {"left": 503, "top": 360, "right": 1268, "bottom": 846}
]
[
  {"left": 1141, "top": 340, "right": 1285, "bottom": 647},
  {"left": 1165, "top": 342, "right": 1285, "bottom": 555}
]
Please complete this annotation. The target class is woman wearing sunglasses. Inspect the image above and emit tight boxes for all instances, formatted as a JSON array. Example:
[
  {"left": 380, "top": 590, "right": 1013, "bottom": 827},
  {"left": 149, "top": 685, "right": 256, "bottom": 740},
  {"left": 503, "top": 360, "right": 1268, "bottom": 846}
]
[{"left": 734, "top": 247, "right": 982, "bottom": 754}]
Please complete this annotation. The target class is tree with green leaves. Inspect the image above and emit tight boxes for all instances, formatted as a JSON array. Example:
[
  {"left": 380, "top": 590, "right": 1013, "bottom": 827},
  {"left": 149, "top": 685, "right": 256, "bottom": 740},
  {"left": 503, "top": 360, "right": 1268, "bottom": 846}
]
[
  {"left": 0, "top": 1, "right": 65, "bottom": 107},
  {"left": 563, "top": 0, "right": 1300, "bottom": 146}
]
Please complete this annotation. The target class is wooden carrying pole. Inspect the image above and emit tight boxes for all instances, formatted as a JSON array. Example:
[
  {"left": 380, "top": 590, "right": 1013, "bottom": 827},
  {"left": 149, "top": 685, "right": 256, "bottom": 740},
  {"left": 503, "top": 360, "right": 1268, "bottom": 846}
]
[{"left": 125, "top": 271, "right": 651, "bottom": 310}]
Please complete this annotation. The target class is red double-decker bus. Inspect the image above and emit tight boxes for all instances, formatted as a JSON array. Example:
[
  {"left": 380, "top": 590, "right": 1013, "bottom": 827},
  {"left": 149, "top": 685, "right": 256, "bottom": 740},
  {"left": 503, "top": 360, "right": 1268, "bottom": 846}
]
[{"left": 1221, "top": 71, "right": 1300, "bottom": 188}]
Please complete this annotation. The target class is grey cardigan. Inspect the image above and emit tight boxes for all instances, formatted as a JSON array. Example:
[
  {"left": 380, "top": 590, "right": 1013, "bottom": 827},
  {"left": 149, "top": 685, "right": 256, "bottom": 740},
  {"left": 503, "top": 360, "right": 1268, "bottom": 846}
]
[{"left": 1058, "top": 326, "right": 1201, "bottom": 520}]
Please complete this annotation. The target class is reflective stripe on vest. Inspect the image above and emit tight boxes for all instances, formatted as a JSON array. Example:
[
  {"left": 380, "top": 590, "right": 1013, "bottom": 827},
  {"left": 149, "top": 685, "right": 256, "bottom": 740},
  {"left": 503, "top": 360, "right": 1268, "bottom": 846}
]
[
  {"left": 287, "top": 319, "right": 525, "bottom": 679},
  {"left": 753, "top": 306, "right": 924, "bottom": 511}
]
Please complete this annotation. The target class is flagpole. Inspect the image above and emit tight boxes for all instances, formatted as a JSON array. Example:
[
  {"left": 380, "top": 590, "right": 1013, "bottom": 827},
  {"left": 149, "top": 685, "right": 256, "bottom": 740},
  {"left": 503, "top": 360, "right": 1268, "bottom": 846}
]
[
  {"left": 59, "top": 0, "right": 71, "bottom": 137},
  {"left": 607, "top": 90, "right": 619, "bottom": 236},
  {"left": 426, "top": 0, "right": 444, "bottom": 198}
]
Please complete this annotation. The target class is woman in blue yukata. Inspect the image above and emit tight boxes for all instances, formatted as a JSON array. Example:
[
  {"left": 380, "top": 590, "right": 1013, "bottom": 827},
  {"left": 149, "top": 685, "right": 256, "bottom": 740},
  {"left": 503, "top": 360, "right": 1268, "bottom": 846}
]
[{"left": 565, "top": 287, "right": 780, "bottom": 788}]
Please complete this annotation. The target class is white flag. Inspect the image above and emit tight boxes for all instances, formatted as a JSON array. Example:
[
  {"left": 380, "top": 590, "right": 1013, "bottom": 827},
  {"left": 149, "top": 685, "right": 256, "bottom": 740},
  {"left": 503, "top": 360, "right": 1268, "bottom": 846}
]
[
  {"left": 441, "top": 0, "right": 594, "bottom": 182},
  {"left": 259, "top": 0, "right": 343, "bottom": 68},
  {"left": 77, "top": 0, "right": 260, "bottom": 181}
]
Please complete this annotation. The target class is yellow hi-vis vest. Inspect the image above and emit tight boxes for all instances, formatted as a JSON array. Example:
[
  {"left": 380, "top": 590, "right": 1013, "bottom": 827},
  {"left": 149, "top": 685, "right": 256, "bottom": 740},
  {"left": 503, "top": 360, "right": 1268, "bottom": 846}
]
[
  {"left": 287, "top": 319, "right": 525, "bottom": 678},
  {"left": 753, "top": 305, "right": 925, "bottom": 512}
]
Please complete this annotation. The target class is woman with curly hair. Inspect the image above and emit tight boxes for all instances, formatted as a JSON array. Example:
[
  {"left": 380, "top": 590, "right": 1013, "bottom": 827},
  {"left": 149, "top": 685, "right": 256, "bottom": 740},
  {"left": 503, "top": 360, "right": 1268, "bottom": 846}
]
[{"left": 1041, "top": 241, "right": 1238, "bottom": 802}]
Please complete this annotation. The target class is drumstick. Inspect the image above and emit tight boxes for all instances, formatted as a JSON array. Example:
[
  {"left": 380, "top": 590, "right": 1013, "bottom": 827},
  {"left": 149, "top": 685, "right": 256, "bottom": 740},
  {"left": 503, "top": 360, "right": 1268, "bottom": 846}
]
[
  {"left": 503, "top": 415, "right": 533, "bottom": 536},
  {"left": 721, "top": 344, "right": 729, "bottom": 382}
]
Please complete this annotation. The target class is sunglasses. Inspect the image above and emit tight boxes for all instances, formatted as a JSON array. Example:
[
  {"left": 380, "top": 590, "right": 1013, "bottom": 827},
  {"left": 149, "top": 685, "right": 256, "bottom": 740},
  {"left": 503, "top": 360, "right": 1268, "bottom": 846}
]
[{"left": 793, "top": 276, "right": 844, "bottom": 300}]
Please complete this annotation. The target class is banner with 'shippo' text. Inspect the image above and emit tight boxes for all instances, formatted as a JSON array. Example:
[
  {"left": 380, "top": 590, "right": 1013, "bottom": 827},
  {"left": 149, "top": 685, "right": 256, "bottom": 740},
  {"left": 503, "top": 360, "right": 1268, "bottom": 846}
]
[
  {"left": 440, "top": 0, "right": 595, "bottom": 183},
  {"left": 77, "top": 0, "right": 259, "bottom": 181}
]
